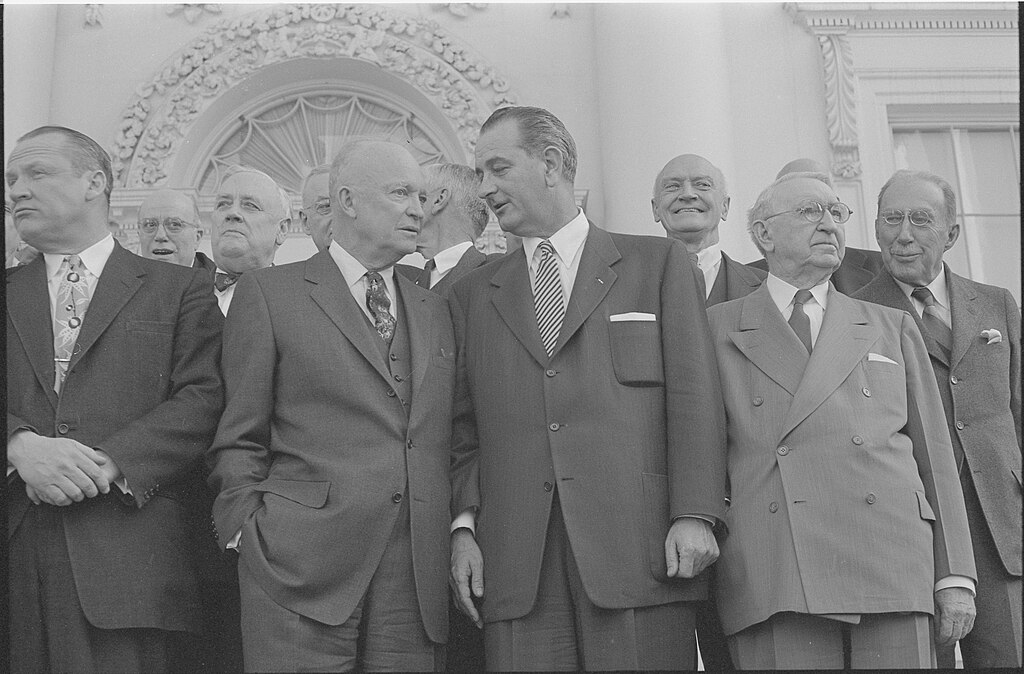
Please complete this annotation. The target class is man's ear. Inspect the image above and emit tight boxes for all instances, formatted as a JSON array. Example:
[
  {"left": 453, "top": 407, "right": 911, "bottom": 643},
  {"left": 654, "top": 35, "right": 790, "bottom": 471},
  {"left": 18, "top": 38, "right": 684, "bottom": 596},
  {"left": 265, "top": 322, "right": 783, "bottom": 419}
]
[
  {"left": 194, "top": 227, "right": 204, "bottom": 245},
  {"left": 83, "top": 169, "right": 107, "bottom": 202},
  {"left": 943, "top": 222, "right": 961, "bottom": 252},
  {"left": 275, "top": 218, "right": 290, "bottom": 245},
  {"left": 337, "top": 186, "right": 357, "bottom": 218},
  {"left": 542, "top": 146, "right": 564, "bottom": 187},
  {"left": 432, "top": 187, "right": 451, "bottom": 216},
  {"left": 651, "top": 198, "right": 662, "bottom": 224},
  {"left": 751, "top": 219, "right": 774, "bottom": 253},
  {"left": 720, "top": 196, "right": 731, "bottom": 222}
]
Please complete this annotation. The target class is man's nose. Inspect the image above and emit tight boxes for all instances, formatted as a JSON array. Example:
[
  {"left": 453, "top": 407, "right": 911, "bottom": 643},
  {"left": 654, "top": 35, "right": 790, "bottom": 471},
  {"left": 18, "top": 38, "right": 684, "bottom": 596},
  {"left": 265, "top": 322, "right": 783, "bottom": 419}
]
[{"left": 477, "top": 174, "right": 496, "bottom": 199}]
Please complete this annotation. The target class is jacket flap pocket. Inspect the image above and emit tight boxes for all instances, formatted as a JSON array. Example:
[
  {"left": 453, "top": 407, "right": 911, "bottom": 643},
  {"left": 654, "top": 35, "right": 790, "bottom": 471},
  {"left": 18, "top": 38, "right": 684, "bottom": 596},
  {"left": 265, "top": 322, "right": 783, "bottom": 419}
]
[
  {"left": 253, "top": 479, "right": 331, "bottom": 508},
  {"left": 915, "top": 490, "right": 936, "bottom": 521}
]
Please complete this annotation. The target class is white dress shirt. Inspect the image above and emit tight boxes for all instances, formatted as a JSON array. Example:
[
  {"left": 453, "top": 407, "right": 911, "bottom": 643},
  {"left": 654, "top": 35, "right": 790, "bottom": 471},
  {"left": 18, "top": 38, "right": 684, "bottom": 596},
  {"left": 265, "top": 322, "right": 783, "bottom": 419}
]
[
  {"left": 696, "top": 243, "right": 724, "bottom": 300},
  {"left": 328, "top": 240, "right": 401, "bottom": 322},
  {"left": 429, "top": 240, "right": 475, "bottom": 287},
  {"left": 765, "top": 274, "right": 829, "bottom": 347},
  {"left": 894, "top": 272, "right": 951, "bottom": 329}
]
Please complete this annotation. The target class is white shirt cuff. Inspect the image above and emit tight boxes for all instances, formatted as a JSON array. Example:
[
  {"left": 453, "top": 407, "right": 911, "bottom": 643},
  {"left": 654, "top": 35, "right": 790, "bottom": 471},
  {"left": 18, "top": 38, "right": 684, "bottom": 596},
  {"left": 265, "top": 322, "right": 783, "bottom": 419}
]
[
  {"left": 227, "top": 529, "right": 242, "bottom": 552},
  {"left": 935, "top": 575, "right": 976, "bottom": 596},
  {"left": 451, "top": 509, "right": 476, "bottom": 535}
]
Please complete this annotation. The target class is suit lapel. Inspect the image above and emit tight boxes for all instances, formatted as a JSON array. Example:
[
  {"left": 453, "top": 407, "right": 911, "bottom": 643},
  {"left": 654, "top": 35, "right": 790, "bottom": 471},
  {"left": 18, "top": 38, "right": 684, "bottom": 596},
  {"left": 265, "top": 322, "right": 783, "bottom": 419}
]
[
  {"left": 432, "top": 247, "right": 484, "bottom": 296},
  {"left": 727, "top": 285, "right": 808, "bottom": 396},
  {"left": 397, "top": 275, "right": 434, "bottom": 403},
  {"left": 779, "top": 290, "right": 878, "bottom": 441},
  {"left": 307, "top": 251, "right": 392, "bottom": 383},
  {"left": 947, "top": 268, "right": 979, "bottom": 370},
  {"left": 873, "top": 270, "right": 950, "bottom": 366},
  {"left": 556, "top": 226, "right": 618, "bottom": 356},
  {"left": 69, "top": 245, "right": 144, "bottom": 372},
  {"left": 490, "top": 248, "right": 552, "bottom": 367},
  {"left": 7, "top": 257, "right": 59, "bottom": 408},
  {"left": 706, "top": 263, "right": 728, "bottom": 307}
]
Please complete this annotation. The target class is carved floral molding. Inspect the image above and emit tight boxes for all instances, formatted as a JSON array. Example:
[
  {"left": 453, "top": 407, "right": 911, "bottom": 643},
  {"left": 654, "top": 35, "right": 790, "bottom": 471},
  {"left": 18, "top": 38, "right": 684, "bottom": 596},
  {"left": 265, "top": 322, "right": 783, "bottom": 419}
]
[{"left": 113, "top": 3, "right": 516, "bottom": 188}]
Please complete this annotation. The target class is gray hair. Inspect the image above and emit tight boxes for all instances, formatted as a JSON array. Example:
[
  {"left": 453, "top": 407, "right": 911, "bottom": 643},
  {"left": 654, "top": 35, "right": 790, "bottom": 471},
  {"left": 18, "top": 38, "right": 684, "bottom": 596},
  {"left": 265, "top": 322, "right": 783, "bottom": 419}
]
[
  {"left": 876, "top": 169, "right": 957, "bottom": 226},
  {"left": 19, "top": 126, "right": 113, "bottom": 200},
  {"left": 300, "top": 164, "right": 332, "bottom": 198},
  {"left": 480, "top": 106, "right": 578, "bottom": 183},
  {"left": 746, "top": 171, "right": 831, "bottom": 255},
  {"left": 425, "top": 163, "right": 489, "bottom": 236},
  {"left": 221, "top": 165, "right": 292, "bottom": 221}
]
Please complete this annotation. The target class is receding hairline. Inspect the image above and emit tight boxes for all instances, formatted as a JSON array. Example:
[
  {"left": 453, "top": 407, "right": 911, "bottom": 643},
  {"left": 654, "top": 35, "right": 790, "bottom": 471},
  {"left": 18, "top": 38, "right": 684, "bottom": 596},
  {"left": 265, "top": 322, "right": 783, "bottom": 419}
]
[{"left": 652, "top": 154, "right": 728, "bottom": 197}]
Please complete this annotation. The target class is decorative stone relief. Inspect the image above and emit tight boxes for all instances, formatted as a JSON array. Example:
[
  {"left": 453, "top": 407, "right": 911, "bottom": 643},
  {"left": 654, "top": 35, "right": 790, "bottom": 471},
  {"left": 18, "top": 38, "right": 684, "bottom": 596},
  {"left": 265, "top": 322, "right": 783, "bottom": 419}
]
[
  {"left": 439, "top": 4, "right": 487, "bottom": 18},
  {"left": 166, "top": 4, "right": 223, "bottom": 24},
  {"left": 113, "top": 3, "right": 516, "bottom": 188},
  {"left": 818, "top": 34, "right": 860, "bottom": 178},
  {"left": 84, "top": 4, "right": 103, "bottom": 27}
]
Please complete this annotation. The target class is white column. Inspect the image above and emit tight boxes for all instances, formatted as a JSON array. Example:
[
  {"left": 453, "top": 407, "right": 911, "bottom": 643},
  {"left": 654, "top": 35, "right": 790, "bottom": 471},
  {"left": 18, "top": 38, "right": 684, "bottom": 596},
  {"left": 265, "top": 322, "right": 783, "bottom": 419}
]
[
  {"left": 591, "top": 4, "right": 737, "bottom": 241},
  {"left": 3, "top": 4, "right": 59, "bottom": 157}
]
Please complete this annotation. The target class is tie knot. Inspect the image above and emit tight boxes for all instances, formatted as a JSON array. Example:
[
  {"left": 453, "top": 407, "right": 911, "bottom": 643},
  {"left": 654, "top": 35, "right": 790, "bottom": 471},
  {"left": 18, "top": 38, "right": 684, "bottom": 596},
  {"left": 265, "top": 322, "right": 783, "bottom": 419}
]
[
  {"left": 911, "top": 287, "right": 936, "bottom": 307},
  {"left": 366, "top": 270, "right": 385, "bottom": 287},
  {"left": 65, "top": 254, "right": 82, "bottom": 269},
  {"left": 214, "top": 271, "right": 240, "bottom": 292},
  {"left": 688, "top": 252, "right": 700, "bottom": 268},
  {"left": 793, "top": 289, "right": 813, "bottom": 306},
  {"left": 423, "top": 258, "right": 436, "bottom": 273},
  {"left": 538, "top": 240, "right": 555, "bottom": 260}
]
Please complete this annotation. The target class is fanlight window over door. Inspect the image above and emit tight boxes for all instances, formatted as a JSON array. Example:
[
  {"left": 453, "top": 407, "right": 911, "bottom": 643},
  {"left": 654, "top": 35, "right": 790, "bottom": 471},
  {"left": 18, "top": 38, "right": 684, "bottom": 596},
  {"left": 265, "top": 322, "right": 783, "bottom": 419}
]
[{"left": 197, "top": 92, "right": 451, "bottom": 196}]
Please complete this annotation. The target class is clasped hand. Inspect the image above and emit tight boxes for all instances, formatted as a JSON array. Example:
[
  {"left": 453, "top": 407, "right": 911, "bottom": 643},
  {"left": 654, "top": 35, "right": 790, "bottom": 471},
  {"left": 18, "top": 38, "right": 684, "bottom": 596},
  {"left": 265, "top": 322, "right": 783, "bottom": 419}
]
[{"left": 8, "top": 430, "right": 121, "bottom": 507}]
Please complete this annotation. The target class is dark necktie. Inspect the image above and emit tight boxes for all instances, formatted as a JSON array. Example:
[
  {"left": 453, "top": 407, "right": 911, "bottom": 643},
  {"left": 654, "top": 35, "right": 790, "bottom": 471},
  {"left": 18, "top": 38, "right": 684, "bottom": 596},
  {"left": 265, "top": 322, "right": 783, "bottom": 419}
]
[
  {"left": 533, "top": 240, "right": 564, "bottom": 357},
  {"left": 788, "top": 289, "right": 814, "bottom": 354},
  {"left": 689, "top": 252, "right": 707, "bottom": 299},
  {"left": 417, "top": 259, "right": 436, "bottom": 288},
  {"left": 365, "top": 271, "right": 396, "bottom": 346},
  {"left": 911, "top": 287, "right": 953, "bottom": 353},
  {"left": 214, "top": 271, "right": 240, "bottom": 292}
]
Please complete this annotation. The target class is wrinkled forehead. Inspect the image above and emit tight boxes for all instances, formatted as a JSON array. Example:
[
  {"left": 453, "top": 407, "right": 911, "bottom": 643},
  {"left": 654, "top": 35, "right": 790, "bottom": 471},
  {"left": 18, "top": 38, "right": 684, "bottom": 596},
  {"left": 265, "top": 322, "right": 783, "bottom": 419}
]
[
  {"left": 879, "top": 176, "right": 945, "bottom": 212},
  {"left": 656, "top": 156, "right": 722, "bottom": 188},
  {"left": 357, "top": 146, "right": 424, "bottom": 190},
  {"left": 773, "top": 177, "right": 837, "bottom": 209},
  {"left": 7, "top": 134, "right": 76, "bottom": 170},
  {"left": 302, "top": 172, "right": 331, "bottom": 203},
  {"left": 139, "top": 191, "right": 194, "bottom": 220},
  {"left": 221, "top": 171, "right": 281, "bottom": 205}
]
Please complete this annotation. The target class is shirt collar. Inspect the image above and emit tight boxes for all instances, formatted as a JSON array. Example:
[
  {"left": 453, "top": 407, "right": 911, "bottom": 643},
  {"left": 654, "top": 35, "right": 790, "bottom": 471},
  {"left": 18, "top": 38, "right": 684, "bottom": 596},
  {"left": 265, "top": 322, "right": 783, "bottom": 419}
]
[
  {"left": 893, "top": 267, "right": 950, "bottom": 310},
  {"left": 696, "top": 243, "right": 722, "bottom": 273},
  {"left": 523, "top": 209, "right": 589, "bottom": 268},
  {"left": 44, "top": 234, "right": 115, "bottom": 280},
  {"left": 766, "top": 273, "right": 830, "bottom": 314},
  {"left": 328, "top": 240, "right": 394, "bottom": 290},
  {"left": 432, "top": 241, "right": 475, "bottom": 275}
]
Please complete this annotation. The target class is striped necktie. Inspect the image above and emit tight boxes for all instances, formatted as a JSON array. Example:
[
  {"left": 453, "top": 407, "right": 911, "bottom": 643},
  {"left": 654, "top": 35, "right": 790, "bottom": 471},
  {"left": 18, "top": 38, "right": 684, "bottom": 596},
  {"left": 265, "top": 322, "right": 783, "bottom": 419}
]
[
  {"left": 911, "top": 287, "right": 952, "bottom": 354},
  {"left": 533, "top": 240, "right": 564, "bottom": 357}
]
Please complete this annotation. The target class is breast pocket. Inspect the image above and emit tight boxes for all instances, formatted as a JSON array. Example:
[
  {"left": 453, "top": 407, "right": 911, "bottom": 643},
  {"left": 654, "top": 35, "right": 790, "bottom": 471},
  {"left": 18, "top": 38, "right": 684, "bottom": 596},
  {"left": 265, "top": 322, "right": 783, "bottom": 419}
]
[
  {"left": 608, "top": 320, "right": 664, "bottom": 386},
  {"left": 126, "top": 320, "right": 175, "bottom": 396}
]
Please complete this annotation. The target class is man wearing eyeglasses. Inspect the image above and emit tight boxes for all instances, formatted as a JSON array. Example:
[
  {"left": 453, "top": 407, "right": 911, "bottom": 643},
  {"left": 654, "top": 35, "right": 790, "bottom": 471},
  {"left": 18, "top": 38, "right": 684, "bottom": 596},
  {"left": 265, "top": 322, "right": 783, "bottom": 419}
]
[
  {"left": 855, "top": 170, "right": 1021, "bottom": 669},
  {"left": 706, "top": 171, "right": 976, "bottom": 668},
  {"left": 137, "top": 188, "right": 214, "bottom": 272},
  {"left": 299, "top": 165, "right": 333, "bottom": 253}
]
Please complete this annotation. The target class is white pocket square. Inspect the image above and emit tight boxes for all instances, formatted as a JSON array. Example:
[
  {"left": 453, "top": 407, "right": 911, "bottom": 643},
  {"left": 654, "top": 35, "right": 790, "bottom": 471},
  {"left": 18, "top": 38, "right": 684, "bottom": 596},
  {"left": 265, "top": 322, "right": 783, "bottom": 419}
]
[
  {"left": 981, "top": 329, "right": 1002, "bottom": 344},
  {"left": 609, "top": 312, "right": 657, "bottom": 322},
  {"left": 867, "top": 353, "right": 898, "bottom": 365}
]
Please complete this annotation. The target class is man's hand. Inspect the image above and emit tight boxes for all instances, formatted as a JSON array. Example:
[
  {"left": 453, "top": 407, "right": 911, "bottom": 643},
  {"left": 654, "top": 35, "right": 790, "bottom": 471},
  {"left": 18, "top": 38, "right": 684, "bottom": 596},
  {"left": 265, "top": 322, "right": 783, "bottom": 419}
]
[
  {"left": 665, "top": 517, "right": 719, "bottom": 578},
  {"left": 8, "top": 431, "right": 110, "bottom": 506},
  {"left": 934, "top": 586, "right": 975, "bottom": 646},
  {"left": 94, "top": 449, "right": 123, "bottom": 485},
  {"left": 450, "top": 527, "right": 484, "bottom": 628}
]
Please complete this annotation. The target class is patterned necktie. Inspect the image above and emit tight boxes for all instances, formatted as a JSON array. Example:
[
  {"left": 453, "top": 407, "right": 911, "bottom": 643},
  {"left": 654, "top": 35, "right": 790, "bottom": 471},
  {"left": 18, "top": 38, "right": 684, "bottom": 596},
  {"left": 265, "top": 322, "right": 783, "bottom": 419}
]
[
  {"left": 214, "top": 271, "right": 240, "bottom": 292},
  {"left": 365, "top": 271, "right": 396, "bottom": 346},
  {"left": 911, "top": 287, "right": 953, "bottom": 353},
  {"left": 788, "top": 289, "right": 814, "bottom": 354},
  {"left": 533, "top": 240, "right": 564, "bottom": 357},
  {"left": 53, "top": 255, "right": 92, "bottom": 393}
]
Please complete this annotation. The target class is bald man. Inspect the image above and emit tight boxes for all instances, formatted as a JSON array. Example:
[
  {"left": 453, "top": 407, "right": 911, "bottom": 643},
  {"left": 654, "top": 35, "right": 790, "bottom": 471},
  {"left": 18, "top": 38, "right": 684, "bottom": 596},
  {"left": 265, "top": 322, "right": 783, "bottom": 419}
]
[
  {"left": 137, "top": 188, "right": 215, "bottom": 274},
  {"left": 747, "top": 159, "right": 882, "bottom": 294}
]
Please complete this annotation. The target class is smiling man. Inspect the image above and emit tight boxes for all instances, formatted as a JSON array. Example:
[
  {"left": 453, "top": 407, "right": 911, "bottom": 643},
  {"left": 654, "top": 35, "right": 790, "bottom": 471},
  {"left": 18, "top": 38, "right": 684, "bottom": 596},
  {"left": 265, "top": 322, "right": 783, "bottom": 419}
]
[
  {"left": 208, "top": 139, "right": 455, "bottom": 671},
  {"left": 137, "top": 188, "right": 212, "bottom": 270},
  {"left": 653, "top": 154, "right": 765, "bottom": 307},
  {"left": 210, "top": 166, "right": 290, "bottom": 314}
]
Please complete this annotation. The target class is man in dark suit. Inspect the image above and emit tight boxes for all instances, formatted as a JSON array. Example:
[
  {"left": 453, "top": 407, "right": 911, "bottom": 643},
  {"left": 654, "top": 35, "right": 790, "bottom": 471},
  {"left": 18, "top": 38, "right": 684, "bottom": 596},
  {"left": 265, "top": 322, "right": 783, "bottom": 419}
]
[
  {"left": 652, "top": 153, "right": 765, "bottom": 307},
  {"left": 709, "top": 170, "right": 976, "bottom": 668},
  {"left": 652, "top": 153, "right": 764, "bottom": 670},
  {"left": 449, "top": 106, "right": 727, "bottom": 670},
  {"left": 855, "top": 169, "right": 1021, "bottom": 668},
  {"left": 6, "top": 126, "right": 224, "bottom": 672},
  {"left": 137, "top": 188, "right": 213, "bottom": 271},
  {"left": 397, "top": 162, "right": 498, "bottom": 298},
  {"left": 208, "top": 139, "right": 455, "bottom": 671},
  {"left": 209, "top": 166, "right": 290, "bottom": 314},
  {"left": 747, "top": 158, "right": 883, "bottom": 294}
]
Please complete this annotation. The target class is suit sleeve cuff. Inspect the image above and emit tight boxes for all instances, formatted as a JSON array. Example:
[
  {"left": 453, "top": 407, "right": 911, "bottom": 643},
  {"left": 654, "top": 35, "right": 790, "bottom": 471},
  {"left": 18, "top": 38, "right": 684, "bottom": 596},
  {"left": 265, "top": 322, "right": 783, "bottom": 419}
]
[
  {"left": 935, "top": 575, "right": 976, "bottom": 596},
  {"left": 672, "top": 514, "right": 717, "bottom": 526},
  {"left": 451, "top": 509, "right": 476, "bottom": 535}
]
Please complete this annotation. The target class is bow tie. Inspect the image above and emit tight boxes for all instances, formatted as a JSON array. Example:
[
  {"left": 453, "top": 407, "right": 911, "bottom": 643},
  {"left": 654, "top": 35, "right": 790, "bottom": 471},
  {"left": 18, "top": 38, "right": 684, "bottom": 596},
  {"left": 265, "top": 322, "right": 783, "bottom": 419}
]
[{"left": 214, "top": 271, "right": 240, "bottom": 292}]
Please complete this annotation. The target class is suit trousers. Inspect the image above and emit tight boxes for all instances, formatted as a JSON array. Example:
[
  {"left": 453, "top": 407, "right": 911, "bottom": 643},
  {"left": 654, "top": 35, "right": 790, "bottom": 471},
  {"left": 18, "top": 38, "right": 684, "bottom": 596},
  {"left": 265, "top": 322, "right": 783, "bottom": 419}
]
[
  {"left": 9, "top": 498, "right": 184, "bottom": 673},
  {"left": 484, "top": 492, "right": 697, "bottom": 671},
  {"left": 237, "top": 492, "right": 444, "bottom": 672},
  {"left": 937, "top": 470, "right": 1023, "bottom": 668},
  {"left": 727, "top": 611, "right": 934, "bottom": 670}
]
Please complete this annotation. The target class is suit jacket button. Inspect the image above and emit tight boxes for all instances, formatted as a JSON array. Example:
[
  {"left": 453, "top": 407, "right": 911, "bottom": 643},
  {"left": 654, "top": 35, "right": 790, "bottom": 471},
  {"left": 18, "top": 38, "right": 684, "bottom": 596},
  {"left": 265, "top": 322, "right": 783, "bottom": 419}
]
[
  {"left": 851, "top": 436, "right": 863, "bottom": 445},
  {"left": 768, "top": 501, "right": 779, "bottom": 513},
  {"left": 777, "top": 445, "right": 789, "bottom": 456},
  {"left": 392, "top": 492, "right": 403, "bottom": 503},
  {"left": 866, "top": 493, "right": 877, "bottom": 504},
  {"left": 752, "top": 396, "right": 764, "bottom": 406},
  {"left": 57, "top": 423, "right": 70, "bottom": 435},
  {"left": 955, "top": 420, "right": 965, "bottom": 430},
  {"left": 390, "top": 353, "right": 398, "bottom": 361},
  {"left": 407, "top": 440, "right": 414, "bottom": 449},
  {"left": 543, "top": 482, "right": 553, "bottom": 492},
  {"left": 393, "top": 374, "right": 403, "bottom": 382},
  {"left": 950, "top": 375, "right": 959, "bottom": 385},
  {"left": 545, "top": 369, "right": 557, "bottom": 377},
  {"left": 862, "top": 387, "right": 871, "bottom": 397},
  {"left": 386, "top": 389, "right": 396, "bottom": 397},
  {"left": 548, "top": 423, "right": 560, "bottom": 432}
]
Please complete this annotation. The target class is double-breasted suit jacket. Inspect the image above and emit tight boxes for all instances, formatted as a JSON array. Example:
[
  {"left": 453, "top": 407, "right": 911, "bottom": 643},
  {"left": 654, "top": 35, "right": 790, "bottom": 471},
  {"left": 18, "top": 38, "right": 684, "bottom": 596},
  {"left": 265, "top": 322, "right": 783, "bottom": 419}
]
[
  {"left": 855, "top": 267, "right": 1021, "bottom": 576},
  {"left": 707, "top": 285, "right": 976, "bottom": 635},
  {"left": 207, "top": 249, "right": 455, "bottom": 643},
  {"left": 7, "top": 243, "right": 224, "bottom": 632},
  {"left": 449, "top": 225, "right": 727, "bottom": 623}
]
